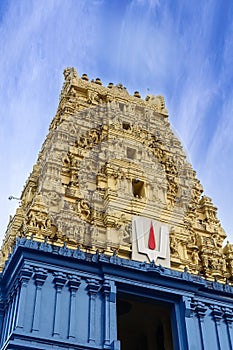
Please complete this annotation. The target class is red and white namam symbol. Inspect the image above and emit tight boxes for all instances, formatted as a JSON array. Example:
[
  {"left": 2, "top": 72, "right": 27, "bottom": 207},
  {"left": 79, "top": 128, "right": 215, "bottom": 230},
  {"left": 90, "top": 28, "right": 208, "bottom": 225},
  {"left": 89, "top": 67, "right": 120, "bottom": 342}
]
[
  {"left": 148, "top": 221, "right": 156, "bottom": 250},
  {"left": 132, "top": 216, "right": 170, "bottom": 266}
]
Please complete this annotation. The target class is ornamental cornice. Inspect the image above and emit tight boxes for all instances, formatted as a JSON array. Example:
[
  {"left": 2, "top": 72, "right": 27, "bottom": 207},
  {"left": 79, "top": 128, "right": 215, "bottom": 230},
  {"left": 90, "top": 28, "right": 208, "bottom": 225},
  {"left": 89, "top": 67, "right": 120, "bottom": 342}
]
[{"left": 2, "top": 238, "right": 233, "bottom": 297}]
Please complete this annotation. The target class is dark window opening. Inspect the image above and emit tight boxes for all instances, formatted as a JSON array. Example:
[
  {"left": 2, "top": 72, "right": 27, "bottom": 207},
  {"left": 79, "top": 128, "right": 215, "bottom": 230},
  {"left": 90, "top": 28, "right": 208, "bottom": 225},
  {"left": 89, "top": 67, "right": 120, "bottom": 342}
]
[
  {"left": 132, "top": 179, "right": 145, "bottom": 198},
  {"left": 117, "top": 295, "right": 173, "bottom": 350},
  {"left": 123, "top": 122, "right": 131, "bottom": 130},
  {"left": 127, "top": 147, "right": 136, "bottom": 160},
  {"left": 119, "top": 103, "right": 124, "bottom": 111}
]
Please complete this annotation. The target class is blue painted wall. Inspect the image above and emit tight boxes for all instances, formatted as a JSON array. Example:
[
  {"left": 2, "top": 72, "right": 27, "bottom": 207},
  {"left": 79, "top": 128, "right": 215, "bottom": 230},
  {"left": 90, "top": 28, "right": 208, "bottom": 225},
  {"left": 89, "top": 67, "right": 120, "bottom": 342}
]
[{"left": 0, "top": 238, "right": 233, "bottom": 350}]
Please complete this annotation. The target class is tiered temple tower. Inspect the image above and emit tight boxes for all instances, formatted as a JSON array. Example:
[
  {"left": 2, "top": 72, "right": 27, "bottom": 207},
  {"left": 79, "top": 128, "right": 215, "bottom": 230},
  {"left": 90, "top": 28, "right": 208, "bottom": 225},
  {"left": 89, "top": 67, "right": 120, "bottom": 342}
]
[{"left": 0, "top": 68, "right": 233, "bottom": 350}]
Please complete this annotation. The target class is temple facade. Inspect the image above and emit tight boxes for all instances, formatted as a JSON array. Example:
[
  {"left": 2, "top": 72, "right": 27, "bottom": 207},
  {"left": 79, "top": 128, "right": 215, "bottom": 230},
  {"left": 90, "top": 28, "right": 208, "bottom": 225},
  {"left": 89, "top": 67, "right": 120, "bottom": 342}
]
[{"left": 0, "top": 68, "right": 233, "bottom": 349}]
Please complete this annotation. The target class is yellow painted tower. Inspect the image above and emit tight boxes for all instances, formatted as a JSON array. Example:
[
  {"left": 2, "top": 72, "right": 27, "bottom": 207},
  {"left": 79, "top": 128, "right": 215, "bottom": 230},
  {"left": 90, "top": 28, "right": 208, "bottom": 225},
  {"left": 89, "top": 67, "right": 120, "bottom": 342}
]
[{"left": 1, "top": 67, "right": 231, "bottom": 283}]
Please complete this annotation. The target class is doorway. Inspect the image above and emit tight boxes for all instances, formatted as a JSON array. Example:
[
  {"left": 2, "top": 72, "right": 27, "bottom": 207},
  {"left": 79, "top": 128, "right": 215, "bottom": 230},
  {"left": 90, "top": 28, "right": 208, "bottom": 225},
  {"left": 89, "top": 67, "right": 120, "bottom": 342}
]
[{"left": 117, "top": 294, "right": 174, "bottom": 350}]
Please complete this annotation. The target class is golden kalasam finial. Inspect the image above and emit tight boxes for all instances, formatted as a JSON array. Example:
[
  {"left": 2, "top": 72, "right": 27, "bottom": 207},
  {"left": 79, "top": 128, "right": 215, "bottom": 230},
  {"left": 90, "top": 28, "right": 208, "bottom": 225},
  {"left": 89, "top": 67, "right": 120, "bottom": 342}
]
[
  {"left": 81, "top": 73, "right": 89, "bottom": 81},
  {"left": 95, "top": 78, "right": 102, "bottom": 85},
  {"left": 134, "top": 91, "right": 141, "bottom": 98}
]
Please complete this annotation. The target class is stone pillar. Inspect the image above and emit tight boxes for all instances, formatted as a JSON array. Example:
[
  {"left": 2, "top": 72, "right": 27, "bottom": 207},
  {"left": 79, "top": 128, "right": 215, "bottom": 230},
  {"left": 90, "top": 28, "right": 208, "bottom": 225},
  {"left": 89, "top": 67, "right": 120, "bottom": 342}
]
[
  {"left": 102, "top": 280, "right": 111, "bottom": 346},
  {"left": 1, "top": 296, "right": 11, "bottom": 343},
  {"left": 31, "top": 268, "right": 47, "bottom": 333},
  {"left": 87, "top": 278, "right": 100, "bottom": 344},
  {"left": 6, "top": 290, "right": 16, "bottom": 338},
  {"left": 181, "top": 296, "right": 195, "bottom": 349},
  {"left": 195, "top": 301, "right": 207, "bottom": 350},
  {"left": 68, "top": 275, "right": 81, "bottom": 339},
  {"left": 15, "top": 264, "right": 33, "bottom": 330},
  {"left": 109, "top": 281, "right": 117, "bottom": 345},
  {"left": 52, "top": 272, "right": 67, "bottom": 338},
  {"left": 211, "top": 305, "right": 222, "bottom": 350},
  {"left": 11, "top": 285, "right": 20, "bottom": 332},
  {"left": 223, "top": 307, "right": 233, "bottom": 349}
]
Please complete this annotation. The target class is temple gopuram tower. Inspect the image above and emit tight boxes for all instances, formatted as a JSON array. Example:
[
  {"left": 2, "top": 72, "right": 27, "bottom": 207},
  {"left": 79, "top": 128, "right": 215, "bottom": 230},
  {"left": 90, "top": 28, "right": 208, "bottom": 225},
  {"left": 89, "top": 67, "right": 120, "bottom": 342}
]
[{"left": 0, "top": 68, "right": 233, "bottom": 350}]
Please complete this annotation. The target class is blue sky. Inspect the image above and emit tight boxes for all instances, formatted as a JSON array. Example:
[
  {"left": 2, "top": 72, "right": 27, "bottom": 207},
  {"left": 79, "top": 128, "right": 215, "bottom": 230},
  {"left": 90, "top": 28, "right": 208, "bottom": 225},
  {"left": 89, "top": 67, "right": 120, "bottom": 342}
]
[{"left": 0, "top": 0, "right": 233, "bottom": 242}]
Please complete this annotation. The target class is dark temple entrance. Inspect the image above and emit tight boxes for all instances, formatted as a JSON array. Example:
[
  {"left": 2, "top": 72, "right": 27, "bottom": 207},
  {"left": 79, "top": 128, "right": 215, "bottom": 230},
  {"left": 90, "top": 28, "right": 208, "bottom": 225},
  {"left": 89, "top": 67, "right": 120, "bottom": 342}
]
[{"left": 117, "top": 294, "right": 174, "bottom": 350}]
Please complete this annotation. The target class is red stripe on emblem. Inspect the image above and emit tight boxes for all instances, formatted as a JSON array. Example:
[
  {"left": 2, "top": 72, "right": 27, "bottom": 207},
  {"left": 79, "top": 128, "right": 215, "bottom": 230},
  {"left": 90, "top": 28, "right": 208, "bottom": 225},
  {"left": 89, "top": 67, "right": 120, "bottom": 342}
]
[{"left": 148, "top": 221, "right": 156, "bottom": 250}]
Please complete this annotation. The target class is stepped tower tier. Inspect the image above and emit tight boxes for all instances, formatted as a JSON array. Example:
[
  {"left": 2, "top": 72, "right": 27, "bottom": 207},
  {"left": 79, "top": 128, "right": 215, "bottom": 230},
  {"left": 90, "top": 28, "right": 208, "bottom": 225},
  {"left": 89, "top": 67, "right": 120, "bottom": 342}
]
[{"left": 1, "top": 68, "right": 230, "bottom": 283}]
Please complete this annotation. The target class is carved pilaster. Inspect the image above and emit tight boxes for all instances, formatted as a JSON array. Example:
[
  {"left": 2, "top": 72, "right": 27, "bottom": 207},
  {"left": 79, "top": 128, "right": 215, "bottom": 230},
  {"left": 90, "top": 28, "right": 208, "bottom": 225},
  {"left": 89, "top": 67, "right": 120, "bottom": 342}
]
[
  {"left": 2, "top": 292, "right": 13, "bottom": 343},
  {"left": 195, "top": 301, "right": 207, "bottom": 320},
  {"left": 6, "top": 288, "right": 18, "bottom": 339},
  {"left": 68, "top": 275, "right": 81, "bottom": 339},
  {"left": 211, "top": 305, "right": 222, "bottom": 324},
  {"left": 31, "top": 268, "right": 47, "bottom": 333},
  {"left": 87, "top": 278, "right": 100, "bottom": 344},
  {"left": 15, "top": 264, "right": 33, "bottom": 330},
  {"left": 182, "top": 296, "right": 195, "bottom": 318},
  {"left": 194, "top": 300, "right": 207, "bottom": 349},
  {"left": 211, "top": 305, "right": 223, "bottom": 349},
  {"left": 223, "top": 307, "right": 233, "bottom": 349},
  {"left": 11, "top": 284, "right": 20, "bottom": 333},
  {"left": 102, "top": 280, "right": 111, "bottom": 346},
  {"left": 52, "top": 272, "right": 67, "bottom": 338}
]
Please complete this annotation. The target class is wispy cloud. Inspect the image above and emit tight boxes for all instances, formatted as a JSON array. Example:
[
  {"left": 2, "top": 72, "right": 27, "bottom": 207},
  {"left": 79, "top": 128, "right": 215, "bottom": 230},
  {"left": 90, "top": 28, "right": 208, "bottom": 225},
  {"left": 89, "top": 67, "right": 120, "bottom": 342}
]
[
  {"left": 0, "top": 0, "right": 101, "bottom": 239},
  {"left": 110, "top": 1, "right": 223, "bottom": 165}
]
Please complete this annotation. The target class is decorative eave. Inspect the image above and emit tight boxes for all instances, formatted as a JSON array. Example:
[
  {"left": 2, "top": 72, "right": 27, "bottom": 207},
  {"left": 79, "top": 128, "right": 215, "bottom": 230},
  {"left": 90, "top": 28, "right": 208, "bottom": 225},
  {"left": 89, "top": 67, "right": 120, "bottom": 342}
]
[{"left": 2, "top": 238, "right": 233, "bottom": 299}]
